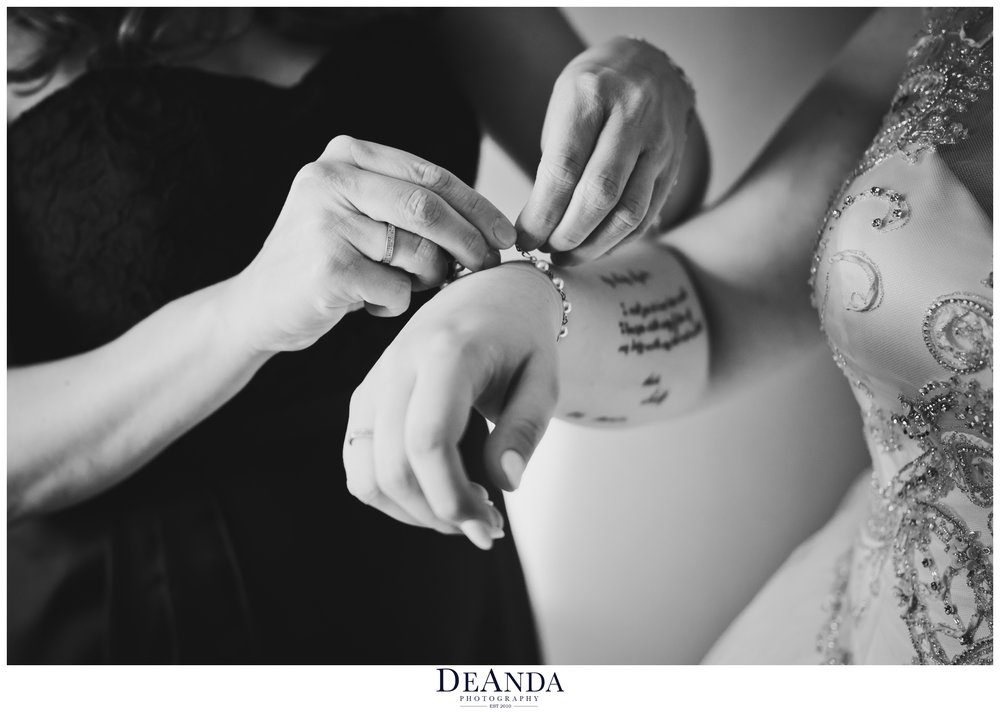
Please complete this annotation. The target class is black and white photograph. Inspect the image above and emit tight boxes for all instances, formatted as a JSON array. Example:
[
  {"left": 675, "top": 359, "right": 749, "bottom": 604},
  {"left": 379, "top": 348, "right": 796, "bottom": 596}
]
[{"left": 4, "top": 2, "right": 994, "bottom": 709}]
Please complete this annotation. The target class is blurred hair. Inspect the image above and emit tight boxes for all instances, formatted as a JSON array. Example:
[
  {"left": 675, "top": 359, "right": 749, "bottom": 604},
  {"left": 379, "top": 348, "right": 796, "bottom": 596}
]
[{"left": 7, "top": 7, "right": 422, "bottom": 88}]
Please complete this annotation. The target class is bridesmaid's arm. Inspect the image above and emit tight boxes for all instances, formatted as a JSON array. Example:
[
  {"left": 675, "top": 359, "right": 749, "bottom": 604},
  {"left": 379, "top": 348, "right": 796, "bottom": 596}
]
[
  {"left": 433, "top": 7, "right": 710, "bottom": 243},
  {"left": 7, "top": 279, "right": 269, "bottom": 522}
]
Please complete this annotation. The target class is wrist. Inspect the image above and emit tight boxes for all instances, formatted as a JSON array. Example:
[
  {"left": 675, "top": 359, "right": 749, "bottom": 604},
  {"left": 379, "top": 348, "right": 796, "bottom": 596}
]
[
  {"left": 498, "top": 257, "right": 569, "bottom": 342},
  {"left": 208, "top": 276, "right": 277, "bottom": 366}
]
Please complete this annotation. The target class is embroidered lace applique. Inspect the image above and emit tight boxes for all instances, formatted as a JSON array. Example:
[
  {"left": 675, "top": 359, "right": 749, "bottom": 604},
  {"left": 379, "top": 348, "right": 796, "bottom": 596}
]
[
  {"left": 865, "top": 7, "right": 991, "bottom": 170},
  {"left": 922, "top": 293, "right": 993, "bottom": 374},
  {"left": 809, "top": 6, "right": 991, "bottom": 293},
  {"left": 818, "top": 377, "right": 993, "bottom": 664},
  {"left": 812, "top": 9, "right": 993, "bottom": 664}
]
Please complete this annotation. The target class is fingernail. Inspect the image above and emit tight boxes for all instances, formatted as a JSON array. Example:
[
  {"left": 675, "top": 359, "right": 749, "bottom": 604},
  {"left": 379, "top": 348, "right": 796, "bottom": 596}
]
[
  {"left": 471, "top": 483, "right": 491, "bottom": 501},
  {"left": 486, "top": 502, "right": 505, "bottom": 531},
  {"left": 500, "top": 450, "right": 526, "bottom": 490},
  {"left": 483, "top": 250, "right": 501, "bottom": 269},
  {"left": 516, "top": 229, "right": 541, "bottom": 251},
  {"left": 492, "top": 217, "right": 517, "bottom": 249},
  {"left": 459, "top": 519, "right": 495, "bottom": 551}
]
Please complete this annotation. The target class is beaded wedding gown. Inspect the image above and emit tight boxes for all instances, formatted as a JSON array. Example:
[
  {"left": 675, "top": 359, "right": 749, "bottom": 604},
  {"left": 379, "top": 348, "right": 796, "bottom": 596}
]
[{"left": 704, "top": 8, "right": 992, "bottom": 664}]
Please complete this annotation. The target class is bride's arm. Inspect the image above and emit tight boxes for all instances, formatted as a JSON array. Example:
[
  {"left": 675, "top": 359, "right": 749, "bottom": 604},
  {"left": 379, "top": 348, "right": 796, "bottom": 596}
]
[
  {"left": 6, "top": 132, "right": 513, "bottom": 522},
  {"left": 343, "top": 8, "right": 921, "bottom": 547}
]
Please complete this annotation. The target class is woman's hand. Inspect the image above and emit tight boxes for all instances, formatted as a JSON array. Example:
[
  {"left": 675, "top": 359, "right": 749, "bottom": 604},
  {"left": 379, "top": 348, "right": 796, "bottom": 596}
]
[
  {"left": 227, "top": 135, "right": 516, "bottom": 354},
  {"left": 517, "top": 36, "right": 696, "bottom": 262},
  {"left": 343, "top": 263, "right": 563, "bottom": 550}
]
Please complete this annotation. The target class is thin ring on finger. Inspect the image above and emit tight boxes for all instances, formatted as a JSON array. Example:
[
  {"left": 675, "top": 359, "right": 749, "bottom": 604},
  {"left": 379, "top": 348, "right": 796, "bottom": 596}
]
[
  {"left": 347, "top": 428, "right": 374, "bottom": 446},
  {"left": 346, "top": 215, "right": 449, "bottom": 288},
  {"left": 373, "top": 371, "right": 463, "bottom": 535},
  {"left": 381, "top": 223, "right": 396, "bottom": 264},
  {"left": 344, "top": 431, "right": 438, "bottom": 529}
]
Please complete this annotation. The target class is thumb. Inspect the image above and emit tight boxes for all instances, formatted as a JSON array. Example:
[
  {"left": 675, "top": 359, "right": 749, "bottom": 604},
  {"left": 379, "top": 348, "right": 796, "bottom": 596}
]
[{"left": 483, "top": 360, "right": 558, "bottom": 492}]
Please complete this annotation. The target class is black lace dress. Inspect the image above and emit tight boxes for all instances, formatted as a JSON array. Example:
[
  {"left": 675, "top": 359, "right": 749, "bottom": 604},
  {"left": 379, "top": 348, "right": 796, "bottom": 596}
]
[{"left": 7, "top": 14, "right": 540, "bottom": 664}]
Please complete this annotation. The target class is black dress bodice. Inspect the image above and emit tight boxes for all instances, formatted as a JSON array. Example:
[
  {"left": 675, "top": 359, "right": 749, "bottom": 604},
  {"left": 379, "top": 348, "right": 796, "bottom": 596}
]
[{"left": 7, "top": 13, "right": 540, "bottom": 664}]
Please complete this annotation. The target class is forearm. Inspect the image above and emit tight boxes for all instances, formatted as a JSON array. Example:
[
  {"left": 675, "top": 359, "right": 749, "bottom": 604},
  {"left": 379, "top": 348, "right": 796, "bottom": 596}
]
[
  {"left": 541, "top": 8, "right": 919, "bottom": 422},
  {"left": 434, "top": 7, "right": 584, "bottom": 176},
  {"left": 7, "top": 278, "right": 270, "bottom": 520},
  {"left": 541, "top": 244, "right": 708, "bottom": 426}
]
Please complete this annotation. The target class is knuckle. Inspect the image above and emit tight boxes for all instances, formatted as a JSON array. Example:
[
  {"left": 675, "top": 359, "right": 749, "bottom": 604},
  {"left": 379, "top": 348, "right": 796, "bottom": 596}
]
[
  {"left": 459, "top": 229, "right": 487, "bottom": 263},
  {"left": 293, "top": 161, "right": 325, "bottom": 190},
  {"left": 609, "top": 196, "right": 648, "bottom": 232},
  {"left": 376, "top": 465, "right": 418, "bottom": 497},
  {"left": 421, "top": 328, "right": 478, "bottom": 364},
  {"left": 529, "top": 208, "right": 562, "bottom": 233},
  {"left": 514, "top": 417, "right": 547, "bottom": 448},
  {"left": 411, "top": 235, "right": 442, "bottom": 265},
  {"left": 463, "top": 190, "right": 487, "bottom": 219},
  {"left": 326, "top": 239, "right": 359, "bottom": 274},
  {"left": 584, "top": 174, "right": 625, "bottom": 210},
  {"left": 573, "top": 70, "right": 605, "bottom": 102},
  {"left": 539, "top": 152, "right": 586, "bottom": 191},
  {"left": 298, "top": 160, "right": 352, "bottom": 198},
  {"left": 325, "top": 134, "right": 355, "bottom": 157},
  {"left": 404, "top": 421, "right": 449, "bottom": 462},
  {"left": 415, "top": 161, "right": 450, "bottom": 192},
  {"left": 405, "top": 188, "right": 443, "bottom": 228}
]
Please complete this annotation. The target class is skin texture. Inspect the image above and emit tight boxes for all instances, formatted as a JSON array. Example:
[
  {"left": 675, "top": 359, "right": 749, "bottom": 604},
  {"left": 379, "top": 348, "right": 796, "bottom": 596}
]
[
  {"left": 344, "top": 8, "right": 922, "bottom": 547},
  {"left": 435, "top": 9, "right": 709, "bottom": 260},
  {"left": 7, "top": 9, "right": 708, "bottom": 533}
]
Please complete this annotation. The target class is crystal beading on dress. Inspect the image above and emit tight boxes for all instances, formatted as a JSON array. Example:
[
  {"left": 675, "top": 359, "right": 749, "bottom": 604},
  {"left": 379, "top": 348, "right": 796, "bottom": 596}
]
[
  {"left": 809, "top": 7, "right": 992, "bottom": 292},
  {"left": 811, "top": 8, "right": 992, "bottom": 665}
]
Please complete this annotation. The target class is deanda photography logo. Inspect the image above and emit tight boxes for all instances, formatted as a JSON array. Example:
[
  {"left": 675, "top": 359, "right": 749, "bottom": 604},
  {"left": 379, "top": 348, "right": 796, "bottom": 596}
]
[{"left": 436, "top": 667, "right": 564, "bottom": 708}]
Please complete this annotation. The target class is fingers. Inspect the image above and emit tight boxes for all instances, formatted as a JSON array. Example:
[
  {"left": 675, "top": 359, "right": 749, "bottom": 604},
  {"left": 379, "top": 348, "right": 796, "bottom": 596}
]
[
  {"left": 516, "top": 80, "right": 604, "bottom": 251},
  {"left": 343, "top": 382, "right": 460, "bottom": 535},
  {"left": 559, "top": 151, "right": 660, "bottom": 263},
  {"left": 345, "top": 351, "right": 504, "bottom": 550},
  {"left": 404, "top": 351, "right": 505, "bottom": 550},
  {"left": 335, "top": 247, "right": 413, "bottom": 317},
  {"left": 372, "top": 366, "right": 461, "bottom": 535},
  {"left": 344, "top": 213, "right": 450, "bottom": 290},
  {"left": 545, "top": 111, "right": 641, "bottom": 253},
  {"left": 331, "top": 162, "right": 500, "bottom": 272},
  {"left": 343, "top": 435, "right": 425, "bottom": 529},
  {"left": 324, "top": 135, "right": 516, "bottom": 250},
  {"left": 483, "top": 358, "right": 558, "bottom": 492}
]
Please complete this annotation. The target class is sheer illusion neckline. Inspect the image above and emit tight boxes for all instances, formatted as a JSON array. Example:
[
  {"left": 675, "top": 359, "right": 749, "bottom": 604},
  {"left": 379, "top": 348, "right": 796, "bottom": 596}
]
[{"left": 7, "top": 47, "right": 337, "bottom": 134}]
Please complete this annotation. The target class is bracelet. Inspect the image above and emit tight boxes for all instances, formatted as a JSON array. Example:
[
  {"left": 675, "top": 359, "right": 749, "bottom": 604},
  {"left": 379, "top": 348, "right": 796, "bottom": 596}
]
[
  {"left": 515, "top": 248, "right": 571, "bottom": 342},
  {"left": 443, "top": 250, "right": 572, "bottom": 342}
]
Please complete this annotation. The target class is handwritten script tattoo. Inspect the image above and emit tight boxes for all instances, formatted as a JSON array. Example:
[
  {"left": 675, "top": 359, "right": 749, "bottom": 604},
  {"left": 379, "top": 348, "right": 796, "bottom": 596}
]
[
  {"left": 639, "top": 372, "right": 669, "bottom": 406},
  {"left": 640, "top": 388, "right": 669, "bottom": 406},
  {"left": 562, "top": 411, "right": 628, "bottom": 424},
  {"left": 617, "top": 287, "right": 704, "bottom": 356},
  {"left": 600, "top": 269, "right": 652, "bottom": 289}
]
